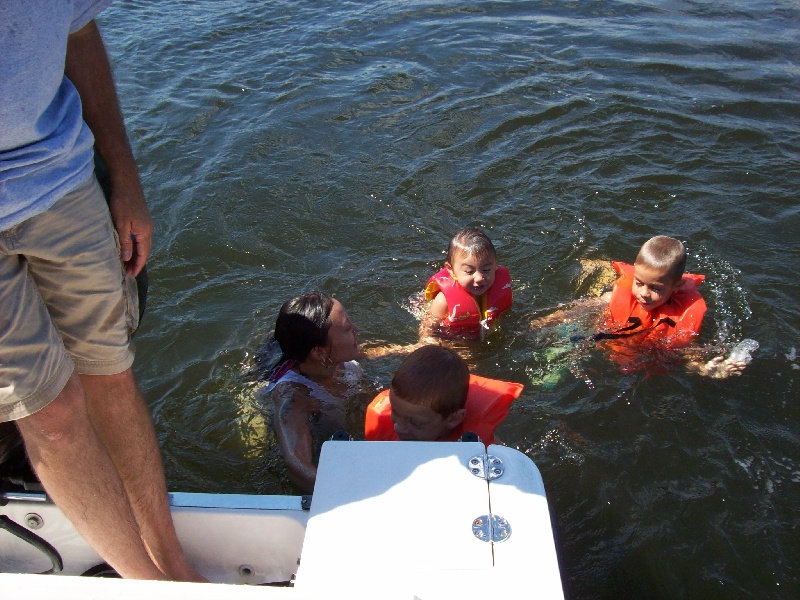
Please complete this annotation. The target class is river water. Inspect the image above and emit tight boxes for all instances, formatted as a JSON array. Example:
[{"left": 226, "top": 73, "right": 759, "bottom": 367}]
[{"left": 97, "top": 1, "right": 798, "bottom": 598}]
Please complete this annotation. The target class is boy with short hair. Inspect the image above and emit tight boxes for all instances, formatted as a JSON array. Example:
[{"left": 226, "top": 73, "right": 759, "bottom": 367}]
[
  {"left": 531, "top": 235, "right": 748, "bottom": 378},
  {"left": 599, "top": 235, "right": 706, "bottom": 345},
  {"left": 364, "top": 345, "right": 523, "bottom": 444}
]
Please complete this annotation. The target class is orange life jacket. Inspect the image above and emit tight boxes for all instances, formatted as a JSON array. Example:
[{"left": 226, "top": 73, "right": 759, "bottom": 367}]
[
  {"left": 602, "top": 261, "right": 706, "bottom": 347},
  {"left": 424, "top": 265, "right": 512, "bottom": 334},
  {"left": 364, "top": 374, "right": 523, "bottom": 446}
]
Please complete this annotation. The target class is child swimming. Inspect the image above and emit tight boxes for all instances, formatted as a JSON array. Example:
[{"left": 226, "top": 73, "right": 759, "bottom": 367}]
[
  {"left": 361, "top": 228, "right": 513, "bottom": 359},
  {"left": 421, "top": 228, "right": 512, "bottom": 340},
  {"left": 364, "top": 345, "right": 523, "bottom": 445},
  {"left": 531, "top": 236, "right": 750, "bottom": 379},
  {"left": 598, "top": 235, "right": 707, "bottom": 346}
]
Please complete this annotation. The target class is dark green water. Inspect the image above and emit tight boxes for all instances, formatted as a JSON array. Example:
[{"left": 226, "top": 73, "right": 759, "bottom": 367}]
[{"left": 99, "top": 1, "right": 798, "bottom": 598}]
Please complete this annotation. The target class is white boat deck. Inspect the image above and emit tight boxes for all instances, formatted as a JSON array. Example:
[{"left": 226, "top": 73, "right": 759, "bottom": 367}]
[{"left": 0, "top": 441, "right": 565, "bottom": 599}]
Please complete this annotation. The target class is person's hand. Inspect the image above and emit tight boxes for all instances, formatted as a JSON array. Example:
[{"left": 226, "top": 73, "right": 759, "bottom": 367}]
[
  {"left": 700, "top": 356, "right": 746, "bottom": 379},
  {"left": 108, "top": 182, "right": 152, "bottom": 276},
  {"left": 65, "top": 21, "right": 152, "bottom": 276}
]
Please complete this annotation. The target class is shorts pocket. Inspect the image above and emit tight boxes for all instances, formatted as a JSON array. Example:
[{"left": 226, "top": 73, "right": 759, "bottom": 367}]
[
  {"left": 124, "top": 273, "right": 140, "bottom": 335},
  {"left": 111, "top": 227, "right": 140, "bottom": 336}
]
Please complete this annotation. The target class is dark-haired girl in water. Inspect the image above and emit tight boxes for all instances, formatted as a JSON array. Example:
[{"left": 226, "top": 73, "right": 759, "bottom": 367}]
[{"left": 262, "top": 292, "right": 361, "bottom": 493}]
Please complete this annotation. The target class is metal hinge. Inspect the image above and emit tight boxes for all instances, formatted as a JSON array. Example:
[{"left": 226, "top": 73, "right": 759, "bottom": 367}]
[
  {"left": 472, "top": 514, "right": 511, "bottom": 543},
  {"left": 467, "top": 454, "right": 504, "bottom": 480}
]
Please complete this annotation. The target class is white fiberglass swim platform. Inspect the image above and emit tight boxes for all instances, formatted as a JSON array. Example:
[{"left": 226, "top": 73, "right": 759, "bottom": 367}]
[{"left": 0, "top": 441, "right": 564, "bottom": 599}]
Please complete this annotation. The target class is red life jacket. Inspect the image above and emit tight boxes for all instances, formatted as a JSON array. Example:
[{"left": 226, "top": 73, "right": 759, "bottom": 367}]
[
  {"left": 603, "top": 261, "right": 706, "bottom": 347},
  {"left": 364, "top": 374, "right": 523, "bottom": 446},
  {"left": 424, "top": 265, "right": 512, "bottom": 334}
]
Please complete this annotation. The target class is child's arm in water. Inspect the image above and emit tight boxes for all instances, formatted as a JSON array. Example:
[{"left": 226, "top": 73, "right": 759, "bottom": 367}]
[
  {"left": 530, "top": 257, "right": 618, "bottom": 329},
  {"left": 530, "top": 295, "right": 610, "bottom": 330},
  {"left": 426, "top": 291, "right": 449, "bottom": 322},
  {"left": 358, "top": 294, "right": 448, "bottom": 359},
  {"left": 272, "top": 384, "right": 319, "bottom": 493},
  {"left": 681, "top": 349, "right": 747, "bottom": 379},
  {"left": 360, "top": 341, "right": 428, "bottom": 359},
  {"left": 362, "top": 296, "right": 447, "bottom": 358},
  {"left": 417, "top": 296, "right": 449, "bottom": 343}
]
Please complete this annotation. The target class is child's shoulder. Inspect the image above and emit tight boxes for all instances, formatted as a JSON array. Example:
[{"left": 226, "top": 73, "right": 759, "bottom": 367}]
[{"left": 426, "top": 289, "right": 450, "bottom": 320}]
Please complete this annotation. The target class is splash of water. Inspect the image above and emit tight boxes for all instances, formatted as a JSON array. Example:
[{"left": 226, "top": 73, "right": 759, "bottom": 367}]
[
  {"left": 691, "top": 245, "right": 753, "bottom": 345},
  {"left": 401, "top": 289, "right": 428, "bottom": 322}
]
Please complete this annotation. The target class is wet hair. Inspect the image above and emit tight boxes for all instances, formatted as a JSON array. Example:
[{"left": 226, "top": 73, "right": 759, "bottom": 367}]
[
  {"left": 446, "top": 228, "right": 497, "bottom": 265},
  {"left": 273, "top": 292, "right": 335, "bottom": 363},
  {"left": 391, "top": 345, "right": 469, "bottom": 417},
  {"left": 635, "top": 236, "right": 686, "bottom": 283}
]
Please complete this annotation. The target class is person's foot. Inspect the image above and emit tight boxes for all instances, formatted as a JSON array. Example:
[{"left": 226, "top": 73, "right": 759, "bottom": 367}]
[
  {"left": 154, "top": 555, "right": 209, "bottom": 583},
  {"left": 169, "top": 565, "right": 208, "bottom": 583}
]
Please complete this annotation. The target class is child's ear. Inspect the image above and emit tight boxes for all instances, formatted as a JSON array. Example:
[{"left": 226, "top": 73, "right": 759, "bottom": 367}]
[
  {"left": 444, "top": 408, "right": 467, "bottom": 430},
  {"left": 445, "top": 262, "right": 455, "bottom": 277},
  {"left": 672, "top": 277, "right": 685, "bottom": 290}
]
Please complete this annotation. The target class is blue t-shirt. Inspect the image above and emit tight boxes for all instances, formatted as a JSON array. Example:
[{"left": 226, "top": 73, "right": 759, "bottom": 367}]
[{"left": 0, "top": 0, "right": 113, "bottom": 231}]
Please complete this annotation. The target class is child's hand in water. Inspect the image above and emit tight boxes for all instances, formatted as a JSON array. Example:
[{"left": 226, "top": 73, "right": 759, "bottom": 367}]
[
  {"left": 699, "top": 355, "right": 747, "bottom": 378},
  {"left": 360, "top": 340, "right": 429, "bottom": 359}
]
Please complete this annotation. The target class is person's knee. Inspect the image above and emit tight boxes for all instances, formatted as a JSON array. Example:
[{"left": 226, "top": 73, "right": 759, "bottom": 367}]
[
  {"left": 80, "top": 367, "right": 137, "bottom": 395},
  {"left": 16, "top": 373, "right": 91, "bottom": 445}
]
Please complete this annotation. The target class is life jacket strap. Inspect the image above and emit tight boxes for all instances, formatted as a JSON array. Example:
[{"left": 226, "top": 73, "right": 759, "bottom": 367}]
[
  {"left": 588, "top": 316, "right": 676, "bottom": 341},
  {"left": 568, "top": 316, "right": 677, "bottom": 343}
]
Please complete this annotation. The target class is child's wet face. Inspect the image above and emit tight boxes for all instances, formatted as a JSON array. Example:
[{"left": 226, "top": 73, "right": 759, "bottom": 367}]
[
  {"left": 325, "top": 300, "right": 360, "bottom": 363},
  {"left": 447, "top": 251, "right": 497, "bottom": 298},
  {"left": 632, "top": 263, "right": 680, "bottom": 312},
  {"left": 388, "top": 392, "right": 455, "bottom": 441}
]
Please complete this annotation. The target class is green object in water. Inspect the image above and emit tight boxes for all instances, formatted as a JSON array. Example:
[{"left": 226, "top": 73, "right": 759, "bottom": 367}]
[
  {"left": 531, "top": 368, "right": 569, "bottom": 389},
  {"left": 544, "top": 344, "right": 572, "bottom": 361}
]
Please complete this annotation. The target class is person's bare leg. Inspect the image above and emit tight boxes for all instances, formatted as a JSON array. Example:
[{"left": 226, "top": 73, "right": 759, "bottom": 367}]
[
  {"left": 16, "top": 372, "right": 166, "bottom": 580},
  {"left": 80, "top": 368, "right": 205, "bottom": 582}
]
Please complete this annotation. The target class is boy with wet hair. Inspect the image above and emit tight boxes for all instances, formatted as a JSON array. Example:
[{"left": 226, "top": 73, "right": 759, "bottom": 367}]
[
  {"left": 599, "top": 235, "right": 702, "bottom": 341},
  {"left": 362, "top": 227, "right": 513, "bottom": 358},
  {"left": 604, "top": 235, "right": 749, "bottom": 377},
  {"left": 386, "top": 345, "right": 470, "bottom": 442},
  {"left": 531, "top": 235, "right": 748, "bottom": 378},
  {"left": 364, "top": 345, "right": 523, "bottom": 444},
  {"left": 636, "top": 235, "right": 687, "bottom": 280},
  {"left": 423, "top": 227, "right": 513, "bottom": 339}
]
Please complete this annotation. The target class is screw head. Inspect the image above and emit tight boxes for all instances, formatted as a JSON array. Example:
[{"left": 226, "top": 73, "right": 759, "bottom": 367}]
[{"left": 25, "top": 513, "right": 43, "bottom": 530}]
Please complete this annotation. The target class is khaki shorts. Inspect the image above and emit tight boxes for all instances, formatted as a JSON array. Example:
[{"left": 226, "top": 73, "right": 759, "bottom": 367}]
[{"left": 0, "top": 176, "right": 139, "bottom": 422}]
